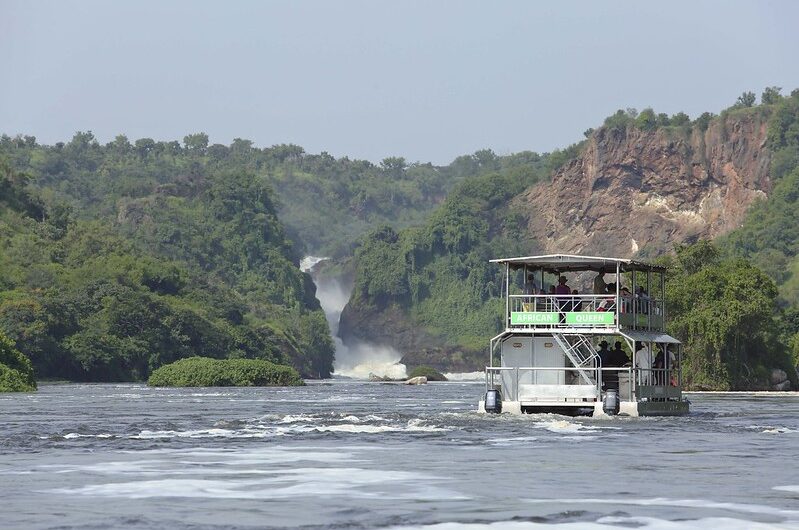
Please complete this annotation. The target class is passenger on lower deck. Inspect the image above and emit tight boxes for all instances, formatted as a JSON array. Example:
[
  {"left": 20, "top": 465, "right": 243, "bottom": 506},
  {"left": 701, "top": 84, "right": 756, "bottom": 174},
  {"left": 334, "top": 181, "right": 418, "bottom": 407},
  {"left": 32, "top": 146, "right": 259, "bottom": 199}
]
[
  {"left": 635, "top": 341, "right": 654, "bottom": 385},
  {"left": 600, "top": 340, "right": 628, "bottom": 390}
]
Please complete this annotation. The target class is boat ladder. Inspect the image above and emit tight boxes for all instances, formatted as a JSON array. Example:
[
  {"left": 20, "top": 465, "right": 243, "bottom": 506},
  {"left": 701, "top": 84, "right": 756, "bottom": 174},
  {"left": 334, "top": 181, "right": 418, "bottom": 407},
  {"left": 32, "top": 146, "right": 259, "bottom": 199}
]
[{"left": 552, "top": 334, "right": 599, "bottom": 385}]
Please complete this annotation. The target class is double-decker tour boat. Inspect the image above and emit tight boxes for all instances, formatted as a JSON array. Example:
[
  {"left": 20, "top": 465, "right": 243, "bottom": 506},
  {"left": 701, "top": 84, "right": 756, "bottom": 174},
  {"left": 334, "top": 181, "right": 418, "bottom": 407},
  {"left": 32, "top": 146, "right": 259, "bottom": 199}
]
[{"left": 479, "top": 254, "right": 689, "bottom": 417}]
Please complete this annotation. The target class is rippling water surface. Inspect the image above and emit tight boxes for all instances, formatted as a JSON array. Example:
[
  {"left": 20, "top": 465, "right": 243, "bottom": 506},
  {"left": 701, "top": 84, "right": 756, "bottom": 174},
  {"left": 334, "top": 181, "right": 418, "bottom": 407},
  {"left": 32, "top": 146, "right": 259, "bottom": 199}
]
[{"left": 2, "top": 382, "right": 799, "bottom": 529}]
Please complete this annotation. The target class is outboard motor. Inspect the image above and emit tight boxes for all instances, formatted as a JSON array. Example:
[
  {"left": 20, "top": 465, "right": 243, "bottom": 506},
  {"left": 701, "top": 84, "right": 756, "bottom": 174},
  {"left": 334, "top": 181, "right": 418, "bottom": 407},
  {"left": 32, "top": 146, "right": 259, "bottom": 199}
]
[
  {"left": 484, "top": 389, "right": 502, "bottom": 413},
  {"left": 602, "top": 388, "right": 620, "bottom": 416}
]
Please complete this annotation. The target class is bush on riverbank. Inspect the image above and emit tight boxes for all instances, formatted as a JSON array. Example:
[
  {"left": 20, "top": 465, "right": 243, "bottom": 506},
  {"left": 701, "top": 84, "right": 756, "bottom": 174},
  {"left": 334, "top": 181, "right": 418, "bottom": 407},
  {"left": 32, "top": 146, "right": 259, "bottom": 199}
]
[
  {"left": 408, "top": 365, "right": 448, "bottom": 382},
  {"left": 0, "top": 331, "right": 36, "bottom": 392},
  {"left": 148, "top": 357, "right": 304, "bottom": 387}
]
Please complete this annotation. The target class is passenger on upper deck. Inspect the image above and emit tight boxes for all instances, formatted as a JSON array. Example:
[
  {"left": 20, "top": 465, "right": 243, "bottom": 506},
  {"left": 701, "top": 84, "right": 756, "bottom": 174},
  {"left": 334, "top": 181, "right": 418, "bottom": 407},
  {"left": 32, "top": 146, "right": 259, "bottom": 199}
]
[
  {"left": 555, "top": 276, "right": 571, "bottom": 295},
  {"left": 571, "top": 289, "right": 582, "bottom": 311},
  {"left": 619, "top": 286, "right": 632, "bottom": 312},
  {"left": 636, "top": 286, "right": 650, "bottom": 314},
  {"left": 593, "top": 272, "right": 607, "bottom": 295},
  {"left": 524, "top": 274, "right": 538, "bottom": 295}
]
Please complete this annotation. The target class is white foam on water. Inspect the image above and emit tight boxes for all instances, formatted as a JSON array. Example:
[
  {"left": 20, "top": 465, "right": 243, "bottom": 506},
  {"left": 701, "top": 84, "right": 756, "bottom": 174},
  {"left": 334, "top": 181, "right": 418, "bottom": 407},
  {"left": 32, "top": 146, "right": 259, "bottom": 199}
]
[
  {"left": 774, "top": 485, "right": 799, "bottom": 493},
  {"left": 46, "top": 433, "right": 115, "bottom": 440},
  {"left": 760, "top": 427, "right": 799, "bottom": 434},
  {"left": 443, "top": 372, "right": 485, "bottom": 381},
  {"left": 47, "top": 466, "right": 459, "bottom": 501},
  {"left": 387, "top": 518, "right": 797, "bottom": 530},
  {"left": 522, "top": 497, "right": 799, "bottom": 518},
  {"left": 486, "top": 436, "right": 538, "bottom": 446},
  {"left": 335, "top": 351, "right": 408, "bottom": 380},
  {"left": 288, "top": 419, "right": 448, "bottom": 434},
  {"left": 277, "top": 413, "right": 322, "bottom": 424},
  {"left": 533, "top": 420, "right": 600, "bottom": 434}
]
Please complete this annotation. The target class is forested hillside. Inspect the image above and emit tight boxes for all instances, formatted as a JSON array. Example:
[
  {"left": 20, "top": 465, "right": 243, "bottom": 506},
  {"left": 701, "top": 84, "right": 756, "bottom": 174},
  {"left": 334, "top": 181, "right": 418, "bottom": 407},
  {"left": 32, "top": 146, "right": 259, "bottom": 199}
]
[
  {"left": 340, "top": 148, "right": 579, "bottom": 369},
  {"left": 0, "top": 153, "right": 333, "bottom": 381},
  {"left": 3, "top": 88, "right": 799, "bottom": 389},
  {"left": 345, "top": 88, "right": 799, "bottom": 389}
]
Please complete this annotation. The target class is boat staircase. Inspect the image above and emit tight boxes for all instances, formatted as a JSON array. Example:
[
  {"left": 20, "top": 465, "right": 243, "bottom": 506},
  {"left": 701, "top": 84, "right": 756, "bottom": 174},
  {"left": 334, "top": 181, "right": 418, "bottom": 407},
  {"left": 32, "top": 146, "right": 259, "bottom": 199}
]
[{"left": 552, "top": 334, "right": 600, "bottom": 385}]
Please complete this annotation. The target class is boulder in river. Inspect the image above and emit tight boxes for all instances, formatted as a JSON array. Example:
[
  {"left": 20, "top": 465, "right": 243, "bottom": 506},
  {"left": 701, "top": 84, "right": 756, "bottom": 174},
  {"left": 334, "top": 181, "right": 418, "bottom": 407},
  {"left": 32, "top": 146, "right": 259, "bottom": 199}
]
[
  {"left": 405, "top": 376, "right": 428, "bottom": 385},
  {"left": 771, "top": 369, "right": 788, "bottom": 386}
]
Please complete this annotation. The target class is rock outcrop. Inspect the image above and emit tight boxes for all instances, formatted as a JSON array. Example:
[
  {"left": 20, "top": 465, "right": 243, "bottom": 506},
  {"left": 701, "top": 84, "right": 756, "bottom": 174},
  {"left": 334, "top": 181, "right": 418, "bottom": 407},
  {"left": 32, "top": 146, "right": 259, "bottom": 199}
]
[{"left": 518, "top": 112, "right": 771, "bottom": 257}]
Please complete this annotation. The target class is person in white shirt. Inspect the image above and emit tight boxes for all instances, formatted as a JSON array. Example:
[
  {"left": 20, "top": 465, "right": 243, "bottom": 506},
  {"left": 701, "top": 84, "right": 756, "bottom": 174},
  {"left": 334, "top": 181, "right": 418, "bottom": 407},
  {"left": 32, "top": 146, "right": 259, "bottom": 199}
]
[{"left": 635, "top": 342, "right": 654, "bottom": 386}]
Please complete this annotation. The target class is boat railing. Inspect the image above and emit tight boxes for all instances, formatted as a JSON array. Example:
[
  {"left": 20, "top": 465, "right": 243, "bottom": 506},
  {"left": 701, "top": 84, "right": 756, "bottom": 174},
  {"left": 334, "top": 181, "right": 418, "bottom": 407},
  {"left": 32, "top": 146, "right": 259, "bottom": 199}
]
[
  {"left": 485, "top": 366, "right": 681, "bottom": 403},
  {"left": 507, "top": 294, "right": 664, "bottom": 331}
]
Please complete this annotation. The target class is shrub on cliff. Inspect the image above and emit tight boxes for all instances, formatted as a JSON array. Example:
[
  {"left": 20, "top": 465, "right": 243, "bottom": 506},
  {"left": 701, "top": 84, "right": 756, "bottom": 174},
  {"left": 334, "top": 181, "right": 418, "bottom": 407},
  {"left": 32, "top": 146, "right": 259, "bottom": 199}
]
[
  {"left": 148, "top": 357, "right": 304, "bottom": 387},
  {"left": 408, "top": 365, "right": 447, "bottom": 382},
  {"left": 0, "top": 330, "right": 36, "bottom": 392}
]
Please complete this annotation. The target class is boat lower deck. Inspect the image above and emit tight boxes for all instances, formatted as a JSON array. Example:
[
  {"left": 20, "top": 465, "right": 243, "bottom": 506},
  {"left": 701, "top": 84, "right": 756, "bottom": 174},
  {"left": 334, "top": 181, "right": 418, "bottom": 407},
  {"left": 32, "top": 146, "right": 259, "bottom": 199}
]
[{"left": 479, "top": 399, "right": 689, "bottom": 417}]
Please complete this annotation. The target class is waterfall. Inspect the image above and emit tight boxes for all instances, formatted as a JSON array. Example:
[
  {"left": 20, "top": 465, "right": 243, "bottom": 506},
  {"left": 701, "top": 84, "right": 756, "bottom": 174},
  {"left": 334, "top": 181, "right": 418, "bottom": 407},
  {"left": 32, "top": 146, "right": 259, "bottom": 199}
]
[{"left": 300, "top": 256, "right": 407, "bottom": 379}]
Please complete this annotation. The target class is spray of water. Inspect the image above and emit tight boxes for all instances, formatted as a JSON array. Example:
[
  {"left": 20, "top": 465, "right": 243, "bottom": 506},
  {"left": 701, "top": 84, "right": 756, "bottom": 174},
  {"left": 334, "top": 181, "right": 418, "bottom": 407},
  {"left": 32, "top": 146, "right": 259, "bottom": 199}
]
[{"left": 300, "top": 257, "right": 407, "bottom": 379}]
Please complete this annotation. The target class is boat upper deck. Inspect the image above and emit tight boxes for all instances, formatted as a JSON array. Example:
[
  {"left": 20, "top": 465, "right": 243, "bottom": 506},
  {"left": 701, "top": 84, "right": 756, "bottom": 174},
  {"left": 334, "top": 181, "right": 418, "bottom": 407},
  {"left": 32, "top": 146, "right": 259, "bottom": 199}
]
[{"left": 492, "top": 254, "right": 667, "bottom": 333}]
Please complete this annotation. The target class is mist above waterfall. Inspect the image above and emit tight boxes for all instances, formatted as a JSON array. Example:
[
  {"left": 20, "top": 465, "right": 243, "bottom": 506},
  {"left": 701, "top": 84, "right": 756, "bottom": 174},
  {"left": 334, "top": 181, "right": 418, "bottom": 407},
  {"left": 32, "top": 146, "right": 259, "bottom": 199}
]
[{"left": 301, "top": 257, "right": 407, "bottom": 379}]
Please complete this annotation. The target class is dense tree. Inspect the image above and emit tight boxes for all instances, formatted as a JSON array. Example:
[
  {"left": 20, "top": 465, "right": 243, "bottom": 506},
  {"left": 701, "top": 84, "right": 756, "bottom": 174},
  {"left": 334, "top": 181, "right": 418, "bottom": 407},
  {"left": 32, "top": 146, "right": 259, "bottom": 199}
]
[
  {"left": 737, "top": 91, "right": 756, "bottom": 107},
  {"left": 666, "top": 242, "right": 794, "bottom": 390},
  {"left": 762, "top": 86, "right": 783, "bottom": 105}
]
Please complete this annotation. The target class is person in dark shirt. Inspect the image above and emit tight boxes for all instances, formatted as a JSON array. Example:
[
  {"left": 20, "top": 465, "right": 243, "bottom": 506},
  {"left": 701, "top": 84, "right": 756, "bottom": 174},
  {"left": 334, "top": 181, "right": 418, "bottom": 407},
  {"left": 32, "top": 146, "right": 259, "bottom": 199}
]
[
  {"left": 610, "top": 341, "right": 629, "bottom": 366},
  {"left": 602, "top": 341, "right": 628, "bottom": 390}
]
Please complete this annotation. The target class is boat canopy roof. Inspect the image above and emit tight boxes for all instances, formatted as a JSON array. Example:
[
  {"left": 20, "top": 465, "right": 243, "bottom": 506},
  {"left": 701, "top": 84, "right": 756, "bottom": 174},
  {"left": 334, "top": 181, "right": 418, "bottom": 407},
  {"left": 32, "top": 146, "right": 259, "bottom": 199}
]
[
  {"left": 621, "top": 330, "right": 681, "bottom": 345},
  {"left": 489, "top": 254, "right": 666, "bottom": 274}
]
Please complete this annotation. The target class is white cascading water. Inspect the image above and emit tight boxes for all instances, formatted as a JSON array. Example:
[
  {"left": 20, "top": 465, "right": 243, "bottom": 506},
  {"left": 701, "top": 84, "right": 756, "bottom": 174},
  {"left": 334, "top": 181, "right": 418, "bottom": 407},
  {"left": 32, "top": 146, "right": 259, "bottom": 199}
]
[{"left": 300, "top": 256, "right": 407, "bottom": 379}]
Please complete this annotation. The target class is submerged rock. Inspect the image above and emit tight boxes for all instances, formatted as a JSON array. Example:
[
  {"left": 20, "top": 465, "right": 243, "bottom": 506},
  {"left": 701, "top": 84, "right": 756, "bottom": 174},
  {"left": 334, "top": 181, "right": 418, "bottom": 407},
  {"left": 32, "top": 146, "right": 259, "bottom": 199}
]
[{"left": 405, "top": 376, "right": 428, "bottom": 385}]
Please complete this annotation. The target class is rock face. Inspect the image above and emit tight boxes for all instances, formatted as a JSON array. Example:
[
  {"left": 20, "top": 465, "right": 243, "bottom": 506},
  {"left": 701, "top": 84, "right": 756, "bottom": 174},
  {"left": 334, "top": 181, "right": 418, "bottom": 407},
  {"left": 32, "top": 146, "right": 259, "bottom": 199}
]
[
  {"left": 518, "top": 112, "right": 772, "bottom": 257},
  {"left": 405, "top": 376, "right": 427, "bottom": 385}
]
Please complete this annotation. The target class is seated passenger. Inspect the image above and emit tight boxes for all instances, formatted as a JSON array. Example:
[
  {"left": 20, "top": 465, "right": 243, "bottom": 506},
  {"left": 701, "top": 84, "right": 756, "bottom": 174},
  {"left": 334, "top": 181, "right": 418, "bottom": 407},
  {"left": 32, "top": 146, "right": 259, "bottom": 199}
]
[
  {"left": 571, "top": 288, "right": 582, "bottom": 311},
  {"left": 546, "top": 285, "right": 556, "bottom": 312},
  {"left": 619, "top": 286, "right": 632, "bottom": 312}
]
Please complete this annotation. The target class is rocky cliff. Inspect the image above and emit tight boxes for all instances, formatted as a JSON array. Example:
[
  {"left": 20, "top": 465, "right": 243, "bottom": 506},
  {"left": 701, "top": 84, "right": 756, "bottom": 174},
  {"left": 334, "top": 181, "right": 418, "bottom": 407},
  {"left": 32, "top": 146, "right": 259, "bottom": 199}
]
[{"left": 520, "top": 111, "right": 772, "bottom": 257}]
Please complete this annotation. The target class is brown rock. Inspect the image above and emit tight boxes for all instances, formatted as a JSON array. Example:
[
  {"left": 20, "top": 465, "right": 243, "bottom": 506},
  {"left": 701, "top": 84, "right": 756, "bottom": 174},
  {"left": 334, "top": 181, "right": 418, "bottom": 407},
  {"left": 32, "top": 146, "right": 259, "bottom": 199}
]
[{"left": 518, "top": 112, "right": 771, "bottom": 258}]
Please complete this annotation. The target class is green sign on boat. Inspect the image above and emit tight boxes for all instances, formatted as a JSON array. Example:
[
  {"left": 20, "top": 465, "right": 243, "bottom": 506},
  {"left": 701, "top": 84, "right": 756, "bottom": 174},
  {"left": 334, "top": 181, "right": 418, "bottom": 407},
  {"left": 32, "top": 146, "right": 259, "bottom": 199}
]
[
  {"left": 510, "top": 312, "right": 559, "bottom": 325},
  {"left": 566, "top": 312, "right": 615, "bottom": 325},
  {"left": 510, "top": 311, "right": 615, "bottom": 326}
]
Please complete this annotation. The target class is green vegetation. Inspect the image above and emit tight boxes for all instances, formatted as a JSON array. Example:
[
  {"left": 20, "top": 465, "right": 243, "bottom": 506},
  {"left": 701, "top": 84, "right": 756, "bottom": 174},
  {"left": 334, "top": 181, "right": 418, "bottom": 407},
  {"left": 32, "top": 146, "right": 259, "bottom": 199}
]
[
  {"left": 3, "top": 87, "right": 799, "bottom": 390},
  {"left": 349, "top": 91, "right": 799, "bottom": 389},
  {"left": 148, "top": 357, "right": 304, "bottom": 387},
  {"left": 662, "top": 242, "right": 795, "bottom": 390},
  {"left": 350, "top": 150, "right": 568, "bottom": 354},
  {"left": 407, "top": 365, "right": 447, "bottom": 381},
  {"left": 0, "top": 329, "right": 36, "bottom": 392},
  {"left": 0, "top": 144, "right": 333, "bottom": 381}
]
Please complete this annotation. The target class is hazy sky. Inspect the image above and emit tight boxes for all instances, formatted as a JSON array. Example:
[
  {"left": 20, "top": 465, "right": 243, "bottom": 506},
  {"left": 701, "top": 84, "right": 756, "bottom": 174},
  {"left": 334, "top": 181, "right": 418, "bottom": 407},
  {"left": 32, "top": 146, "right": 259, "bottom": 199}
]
[{"left": 2, "top": 1, "right": 798, "bottom": 164}]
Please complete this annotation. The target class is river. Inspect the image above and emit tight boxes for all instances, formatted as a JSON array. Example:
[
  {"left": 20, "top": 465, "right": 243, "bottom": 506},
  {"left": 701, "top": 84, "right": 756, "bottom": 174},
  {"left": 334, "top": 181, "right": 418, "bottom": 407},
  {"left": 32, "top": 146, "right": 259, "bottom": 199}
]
[{"left": 2, "top": 383, "right": 799, "bottom": 529}]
